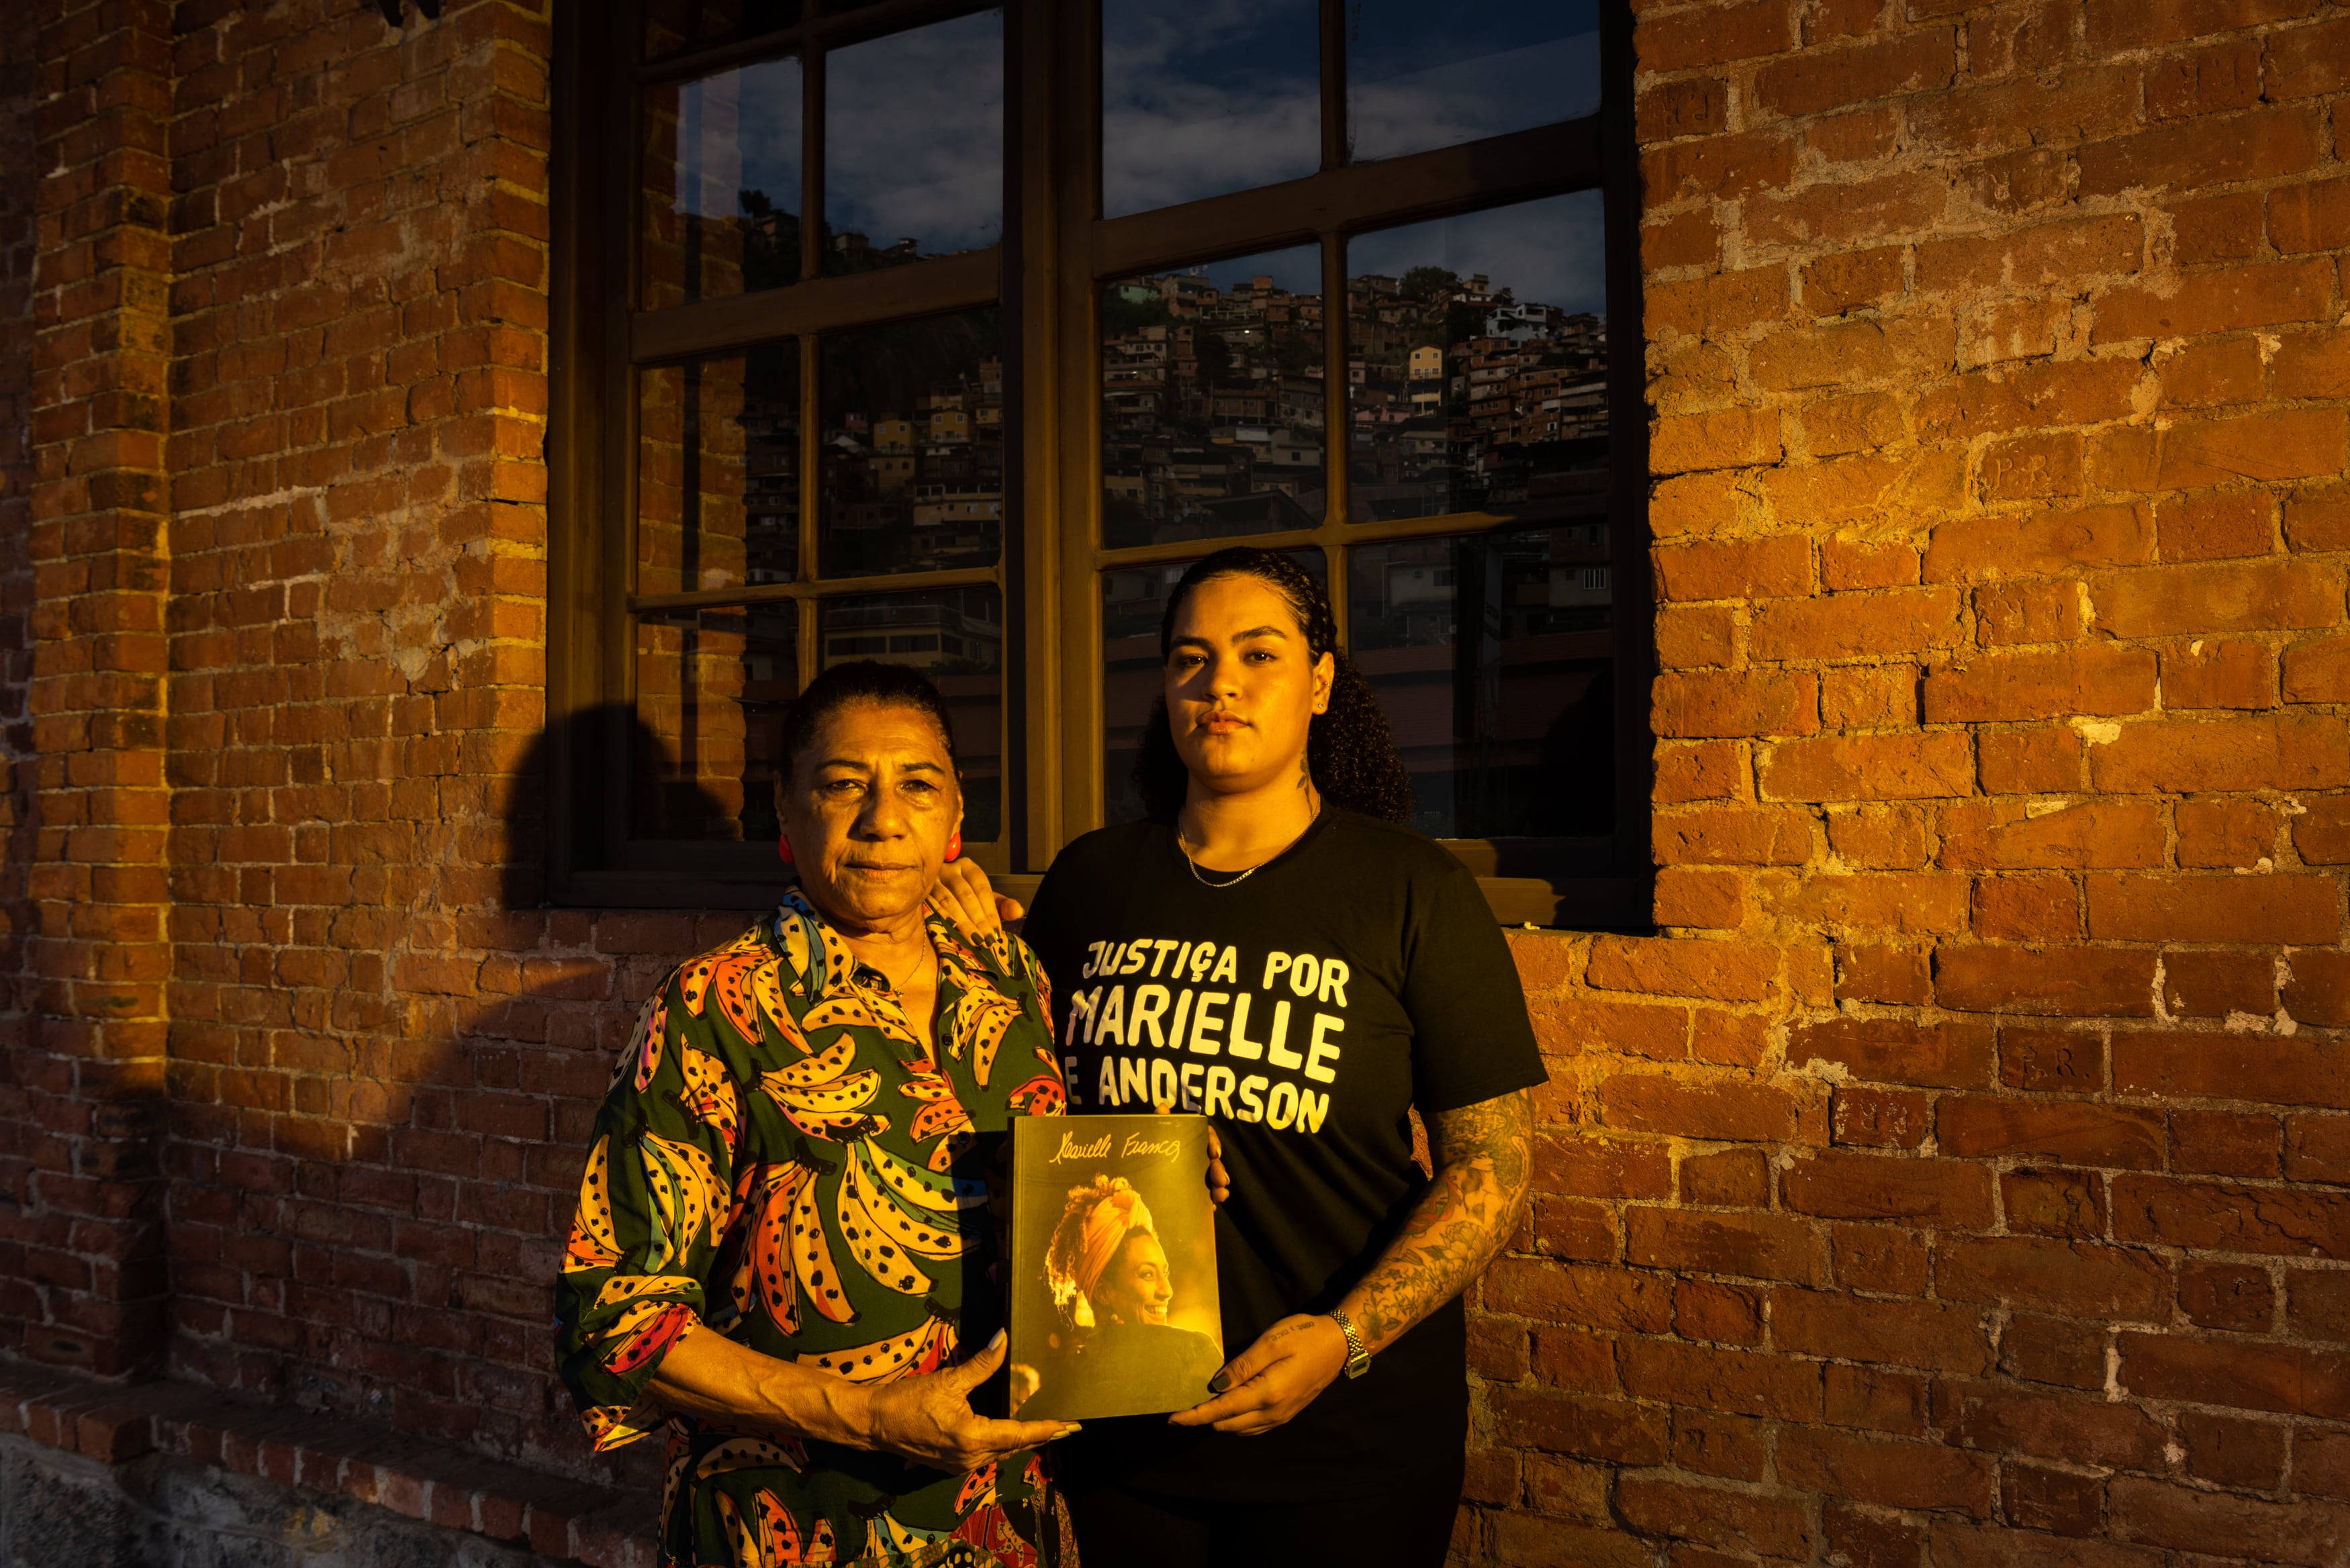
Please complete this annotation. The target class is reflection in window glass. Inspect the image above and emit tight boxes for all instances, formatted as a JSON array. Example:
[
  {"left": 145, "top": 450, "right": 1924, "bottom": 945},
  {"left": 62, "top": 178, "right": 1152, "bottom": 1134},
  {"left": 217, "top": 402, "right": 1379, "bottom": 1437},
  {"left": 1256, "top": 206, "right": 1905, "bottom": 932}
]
[
  {"left": 1100, "top": 552, "right": 1325, "bottom": 826},
  {"left": 638, "top": 346, "right": 800, "bottom": 597},
  {"left": 1100, "top": 246, "right": 1322, "bottom": 550},
  {"left": 824, "top": 13, "right": 1003, "bottom": 275},
  {"left": 1346, "top": 1, "right": 1601, "bottom": 163},
  {"left": 1350, "top": 528, "right": 1613, "bottom": 839},
  {"left": 1344, "top": 191, "right": 1608, "bottom": 524},
  {"left": 820, "top": 589, "right": 1004, "bottom": 840},
  {"left": 641, "top": 0, "right": 797, "bottom": 61},
  {"left": 1102, "top": 0, "right": 1319, "bottom": 218},
  {"left": 818, "top": 310, "right": 1002, "bottom": 577},
  {"left": 641, "top": 57, "right": 803, "bottom": 310},
  {"left": 634, "top": 603, "right": 800, "bottom": 842}
]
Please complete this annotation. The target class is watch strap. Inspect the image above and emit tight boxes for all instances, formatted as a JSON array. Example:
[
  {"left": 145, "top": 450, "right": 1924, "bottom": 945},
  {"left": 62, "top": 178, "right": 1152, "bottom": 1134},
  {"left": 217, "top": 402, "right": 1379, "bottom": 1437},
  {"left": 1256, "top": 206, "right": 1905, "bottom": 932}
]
[{"left": 1329, "top": 1308, "right": 1371, "bottom": 1379}]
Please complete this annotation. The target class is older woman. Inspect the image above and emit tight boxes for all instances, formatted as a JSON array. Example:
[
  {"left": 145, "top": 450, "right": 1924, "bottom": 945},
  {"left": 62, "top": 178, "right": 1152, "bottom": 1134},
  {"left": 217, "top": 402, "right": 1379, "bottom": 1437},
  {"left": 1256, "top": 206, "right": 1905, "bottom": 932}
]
[{"left": 555, "top": 661, "right": 1077, "bottom": 1568}]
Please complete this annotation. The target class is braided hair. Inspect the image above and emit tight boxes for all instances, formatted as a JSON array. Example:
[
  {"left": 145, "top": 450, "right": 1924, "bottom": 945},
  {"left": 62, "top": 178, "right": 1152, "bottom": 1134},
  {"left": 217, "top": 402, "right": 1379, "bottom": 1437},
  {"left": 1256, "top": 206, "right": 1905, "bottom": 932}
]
[{"left": 1132, "top": 547, "right": 1415, "bottom": 824}]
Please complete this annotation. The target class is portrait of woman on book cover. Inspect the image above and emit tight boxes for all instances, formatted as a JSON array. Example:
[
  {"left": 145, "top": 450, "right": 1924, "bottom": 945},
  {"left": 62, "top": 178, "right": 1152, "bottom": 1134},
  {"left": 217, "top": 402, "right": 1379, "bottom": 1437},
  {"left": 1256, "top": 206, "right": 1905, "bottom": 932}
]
[{"left": 1021, "top": 1175, "right": 1221, "bottom": 1420}]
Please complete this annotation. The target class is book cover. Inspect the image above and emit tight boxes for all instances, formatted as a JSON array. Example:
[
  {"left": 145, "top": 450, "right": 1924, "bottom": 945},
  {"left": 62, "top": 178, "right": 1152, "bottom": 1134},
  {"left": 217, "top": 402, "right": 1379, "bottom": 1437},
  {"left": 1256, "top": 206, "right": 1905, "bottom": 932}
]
[{"left": 1007, "top": 1115, "right": 1224, "bottom": 1422}]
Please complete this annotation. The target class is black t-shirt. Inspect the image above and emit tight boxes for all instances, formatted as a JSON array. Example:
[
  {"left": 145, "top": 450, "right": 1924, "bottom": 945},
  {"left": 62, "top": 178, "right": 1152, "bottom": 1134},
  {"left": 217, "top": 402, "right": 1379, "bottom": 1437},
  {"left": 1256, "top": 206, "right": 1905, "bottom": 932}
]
[{"left": 1020, "top": 810, "right": 1547, "bottom": 1501}]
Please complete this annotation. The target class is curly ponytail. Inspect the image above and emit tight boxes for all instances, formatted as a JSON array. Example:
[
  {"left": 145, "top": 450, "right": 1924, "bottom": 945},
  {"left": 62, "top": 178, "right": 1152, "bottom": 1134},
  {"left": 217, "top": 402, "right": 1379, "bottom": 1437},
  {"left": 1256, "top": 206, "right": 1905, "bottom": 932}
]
[{"left": 1132, "top": 547, "right": 1416, "bottom": 825}]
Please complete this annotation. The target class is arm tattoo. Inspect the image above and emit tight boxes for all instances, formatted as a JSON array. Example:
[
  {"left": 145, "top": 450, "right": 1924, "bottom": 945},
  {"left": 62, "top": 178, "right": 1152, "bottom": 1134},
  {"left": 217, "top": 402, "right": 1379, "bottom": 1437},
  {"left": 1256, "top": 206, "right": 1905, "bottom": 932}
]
[{"left": 1340, "top": 1089, "right": 1533, "bottom": 1355}]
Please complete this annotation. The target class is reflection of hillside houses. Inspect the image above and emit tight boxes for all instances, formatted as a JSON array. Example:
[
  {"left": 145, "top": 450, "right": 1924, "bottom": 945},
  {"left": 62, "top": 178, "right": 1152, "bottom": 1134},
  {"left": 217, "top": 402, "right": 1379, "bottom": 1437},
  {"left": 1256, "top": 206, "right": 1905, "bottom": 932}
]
[
  {"left": 1101, "top": 256, "right": 1610, "bottom": 541},
  {"left": 818, "top": 348, "right": 1005, "bottom": 575},
  {"left": 821, "top": 595, "right": 1002, "bottom": 671}
]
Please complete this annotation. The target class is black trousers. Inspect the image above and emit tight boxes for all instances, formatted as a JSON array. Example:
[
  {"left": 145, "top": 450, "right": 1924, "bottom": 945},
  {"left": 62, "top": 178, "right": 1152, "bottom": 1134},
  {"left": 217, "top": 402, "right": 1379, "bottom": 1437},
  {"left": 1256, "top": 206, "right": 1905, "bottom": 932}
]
[{"left": 1062, "top": 1456, "right": 1464, "bottom": 1568}]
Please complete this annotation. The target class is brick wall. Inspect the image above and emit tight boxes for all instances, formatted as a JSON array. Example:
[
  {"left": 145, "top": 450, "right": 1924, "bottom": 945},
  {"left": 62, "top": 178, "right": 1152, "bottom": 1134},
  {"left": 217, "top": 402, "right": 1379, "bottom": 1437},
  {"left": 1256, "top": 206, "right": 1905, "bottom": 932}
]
[
  {"left": 1459, "top": 1, "right": 2350, "bottom": 1562},
  {"left": 10, "top": 0, "right": 2350, "bottom": 1559}
]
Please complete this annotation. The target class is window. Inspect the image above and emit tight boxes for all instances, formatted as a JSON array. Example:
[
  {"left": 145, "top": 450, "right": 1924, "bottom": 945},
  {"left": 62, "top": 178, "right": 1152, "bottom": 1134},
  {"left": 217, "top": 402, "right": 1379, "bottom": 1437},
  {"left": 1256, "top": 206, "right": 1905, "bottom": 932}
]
[{"left": 551, "top": 0, "right": 1650, "bottom": 926}]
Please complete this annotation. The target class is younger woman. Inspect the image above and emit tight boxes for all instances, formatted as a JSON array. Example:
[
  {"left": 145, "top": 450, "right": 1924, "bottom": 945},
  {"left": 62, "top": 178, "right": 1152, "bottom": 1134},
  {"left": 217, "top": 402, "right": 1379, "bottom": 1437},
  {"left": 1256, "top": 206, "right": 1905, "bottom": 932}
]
[{"left": 1019, "top": 548, "right": 1546, "bottom": 1567}]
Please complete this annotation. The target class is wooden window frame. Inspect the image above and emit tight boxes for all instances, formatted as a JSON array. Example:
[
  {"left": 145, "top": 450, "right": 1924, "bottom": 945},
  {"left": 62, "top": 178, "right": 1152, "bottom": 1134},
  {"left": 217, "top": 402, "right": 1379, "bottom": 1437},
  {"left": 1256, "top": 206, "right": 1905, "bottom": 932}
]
[{"left": 549, "top": 0, "right": 1653, "bottom": 927}]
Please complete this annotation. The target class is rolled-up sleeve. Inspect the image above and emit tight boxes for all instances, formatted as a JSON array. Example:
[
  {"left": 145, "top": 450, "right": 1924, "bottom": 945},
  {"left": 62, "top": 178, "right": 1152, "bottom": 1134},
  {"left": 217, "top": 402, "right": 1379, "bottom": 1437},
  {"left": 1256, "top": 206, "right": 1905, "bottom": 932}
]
[{"left": 555, "top": 983, "right": 735, "bottom": 1450}]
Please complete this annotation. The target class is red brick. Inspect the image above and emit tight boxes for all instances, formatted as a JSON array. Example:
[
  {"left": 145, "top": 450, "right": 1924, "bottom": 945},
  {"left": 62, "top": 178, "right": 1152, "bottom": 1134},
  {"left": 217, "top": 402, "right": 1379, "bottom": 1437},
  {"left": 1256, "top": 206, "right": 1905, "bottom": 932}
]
[
  {"left": 2118, "top": 1171, "right": 2350, "bottom": 1261},
  {"left": 1832, "top": 945, "right": 1930, "bottom": 1006},
  {"left": 1833, "top": 1084, "right": 1929, "bottom": 1148},
  {"left": 2091, "top": 714, "right": 2350, "bottom": 794},
  {"left": 2110, "top": 1474, "right": 2350, "bottom": 1565},
  {"left": 1636, "top": 0, "right": 1793, "bottom": 72},
  {"left": 1789, "top": 1016, "right": 1994, "bottom": 1088},
  {"left": 1619, "top": 1338, "right": 1824, "bottom": 1420},
  {"left": 1625, "top": 1209, "right": 1824, "bottom": 1285},
  {"left": 1939, "top": 1097, "right": 2165, "bottom": 1169},
  {"left": 1599, "top": 1074, "right": 1815, "bottom": 1142},
  {"left": 1485, "top": 1258, "right": 1671, "bottom": 1334},
  {"left": 1758, "top": 732, "right": 1973, "bottom": 802},
  {"left": 1777, "top": 1426, "right": 1993, "bottom": 1516},
  {"left": 1936, "top": 945, "right": 2159, "bottom": 1016},
  {"left": 2161, "top": 637, "right": 2275, "bottom": 710},
  {"left": 1979, "top": 727, "right": 2083, "bottom": 793},
  {"left": 2285, "top": 634, "right": 2350, "bottom": 704},
  {"left": 1585, "top": 936, "right": 1777, "bottom": 1002},
  {"left": 1651, "top": 407, "right": 1783, "bottom": 474},
  {"left": 2296, "top": 795, "right": 2350, "bottom": 864},
  {"left": 2096, "top": 260, "right": 2337, "bottom": 343},
  {"left": 2075, "top": 107, "right": 2324, "bottom": 199},
  {"left": 1679, "top": 1146, "right": 1771, "bottom": 1206},
  {"left": 2285, "top": 950, "right": 2350, "bottom": 1028},
  {"left": 2172, "top": 1109, "right": 2281, "bottom": 1177},
  {"left": 1641, "top": 129, "right": 1801, "bottom": 203},
  {"left": 2265, "top": 14, "right": 2350, "bottom": 100},
  {"left": 1490, "top": 1389, "right": 1668, "bottom": 1465},
  {"left": 1783, "top": 1147, "right": 1993, "bottom": 1227},
  {"left": 2003, "top": 1166, "right": 2110, "bottom": 1238},
  {"left": 1938, "top": 800, "right": 2165, "bottom": 871},
  {"left": 1752, "top": 29, "right": 1953, "bottom": 117},
  {"left": 1922, "top": 646, "right": 2155, "bottom": 724},
  {"left": 2115, "top": 1029, "right": 2350, "bottom": 1110},
  {"left": 2085, "top": 872, "right": 2339, "bottom": 944},
  {"left": 1923, "top": 503, "right": 2153, "bottom": 582},
  {"left": 1937, "top": 1236, "right": 2171, "bottom": 1319},
  {"left": 1654, "top": 670, "right": 1819, "bottom": 739},
  {"left": 1618, "top": 1474, "right": 1811, "bottom": 1558},
  {"left": 2157, "top": 408, "right": 2349, "bottom": 490},
  {"left": 1772, "top": 1287, "right": 1990, "bottom": 1373},
  {"left": 1654, "top": 807, "right": 1815, "bottom": 866},
  {"left": 2175, "top": 798, "right": 2277, "bottom": 868},
  {"left": 1934, "top": 1378, "right": 2169, "bottom": 1470},
  {"left": 1653, "top": 535, "right": 1812, "bottom": 600},
  {"left": 2181, "top": 1259, "right": 2275, "bottom": 1329},
  {"left": 1930, "top": 1524, "right": 2159, "bottom": 1568}
]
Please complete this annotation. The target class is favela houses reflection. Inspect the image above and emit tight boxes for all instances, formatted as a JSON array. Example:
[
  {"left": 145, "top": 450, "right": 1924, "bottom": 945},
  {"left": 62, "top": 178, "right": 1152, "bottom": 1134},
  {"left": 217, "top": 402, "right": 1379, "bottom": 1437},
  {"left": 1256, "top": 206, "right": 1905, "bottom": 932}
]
[{"left": 1100, "top": 260, "right": 1607, "bottom": 544}]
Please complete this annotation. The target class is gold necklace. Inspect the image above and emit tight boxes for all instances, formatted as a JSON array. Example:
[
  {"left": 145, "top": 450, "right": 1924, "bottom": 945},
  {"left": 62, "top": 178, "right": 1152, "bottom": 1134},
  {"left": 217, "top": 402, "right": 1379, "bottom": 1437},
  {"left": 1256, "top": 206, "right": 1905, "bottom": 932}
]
[{"left": 1175, "top": 801, "right": 1321, "bottom": 889}]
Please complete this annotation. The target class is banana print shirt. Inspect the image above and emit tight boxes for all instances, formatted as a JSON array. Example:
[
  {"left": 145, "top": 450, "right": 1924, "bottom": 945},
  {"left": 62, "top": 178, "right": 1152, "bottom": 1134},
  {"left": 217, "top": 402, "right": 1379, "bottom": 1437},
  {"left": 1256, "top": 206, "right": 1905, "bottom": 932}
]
[{"left": 555, "top": 891, "right": 1069, "bottom": 1568}]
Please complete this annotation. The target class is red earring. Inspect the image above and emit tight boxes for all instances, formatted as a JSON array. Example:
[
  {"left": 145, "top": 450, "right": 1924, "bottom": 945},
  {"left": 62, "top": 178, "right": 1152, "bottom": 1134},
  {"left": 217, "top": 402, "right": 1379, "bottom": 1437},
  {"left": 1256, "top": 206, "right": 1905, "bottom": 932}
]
[
  {"left": 778, "top": 836, "right": 794, "bottom": 866},
  {"left": 945, "top": 832, "right": 961, "bottom": 862}
]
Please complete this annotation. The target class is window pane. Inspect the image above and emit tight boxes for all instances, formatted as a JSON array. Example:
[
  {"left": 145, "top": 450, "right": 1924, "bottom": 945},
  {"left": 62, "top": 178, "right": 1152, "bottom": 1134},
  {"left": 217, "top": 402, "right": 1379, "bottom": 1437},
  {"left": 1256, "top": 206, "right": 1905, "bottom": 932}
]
[
  {"left": 820, "top": 589, "right": 1004, "bottom": 840},
  {"left": 1102, "top": 246, "right": 1323, "bottom": 550},
  {"left": 818, "top": 309, "right": 1002, "bottom": 577},
  {"left": 823, "top": 13, "right": 1003, "bottom": 273},
  {"left": 638, "top": 346, "right": 800, "bottom": 597},
  {"left": 1100, "top": 552, "right": 1325, "bottom": 826},
  {"left": 1345, "top": 191, "right": 1608, "bottom": 525},
  {"left": 1349, "top": 528, "right": 1614, "bottom": 839},
  {"left": 1346, "top": 1, "right": 1601, "bottom": 163},
  {"left": 634, "top": 602, "right": 800, "bottom": 842},
  {"left": 1102, "top": 1, "right": 1319, "bottom": 218},
  {"left": 642, "top": 0, "right": 798, "bottom": 60},
  {"left": 641, "top": 57, "right": 803, "bottom": 310}
]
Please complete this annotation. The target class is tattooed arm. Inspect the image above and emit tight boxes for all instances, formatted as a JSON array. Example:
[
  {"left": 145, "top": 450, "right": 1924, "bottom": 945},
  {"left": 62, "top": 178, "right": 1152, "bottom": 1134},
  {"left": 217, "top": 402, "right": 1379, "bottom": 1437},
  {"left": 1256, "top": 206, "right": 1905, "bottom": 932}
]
[{"left": 1169, "top": 1088, "right": 1534, "bottom": 1436}]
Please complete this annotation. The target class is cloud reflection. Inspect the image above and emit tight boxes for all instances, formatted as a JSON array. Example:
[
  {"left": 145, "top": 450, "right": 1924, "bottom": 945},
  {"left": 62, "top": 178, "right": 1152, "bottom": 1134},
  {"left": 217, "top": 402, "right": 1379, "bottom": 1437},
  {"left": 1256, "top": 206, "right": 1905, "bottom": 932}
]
[{"left": 826, "top": 11, "right": 1004, "bottom": 254}]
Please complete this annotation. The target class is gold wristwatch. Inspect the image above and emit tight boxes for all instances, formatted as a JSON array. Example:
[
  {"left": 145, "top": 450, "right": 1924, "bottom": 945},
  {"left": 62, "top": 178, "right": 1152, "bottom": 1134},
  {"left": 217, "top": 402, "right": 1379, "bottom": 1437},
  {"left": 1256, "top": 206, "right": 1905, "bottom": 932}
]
[{"left": 1329, "top": 1308, "right": 1371, "bottom": 1379}]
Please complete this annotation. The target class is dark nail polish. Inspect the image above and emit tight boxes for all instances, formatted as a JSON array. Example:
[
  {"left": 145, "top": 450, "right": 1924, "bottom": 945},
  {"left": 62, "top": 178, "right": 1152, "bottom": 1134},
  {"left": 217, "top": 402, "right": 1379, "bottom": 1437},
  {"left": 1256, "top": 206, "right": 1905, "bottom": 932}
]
[{"left": 1207, "top": 1372, "right": 1231, "bottom": 1395}]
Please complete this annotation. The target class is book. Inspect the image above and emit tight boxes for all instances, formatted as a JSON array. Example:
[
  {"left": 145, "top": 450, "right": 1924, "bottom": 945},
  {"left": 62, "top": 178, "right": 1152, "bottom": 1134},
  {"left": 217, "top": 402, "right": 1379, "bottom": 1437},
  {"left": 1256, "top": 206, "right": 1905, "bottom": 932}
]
[{"left": 1006, "top": 1114, "right": 1225, "bottom": 1422}]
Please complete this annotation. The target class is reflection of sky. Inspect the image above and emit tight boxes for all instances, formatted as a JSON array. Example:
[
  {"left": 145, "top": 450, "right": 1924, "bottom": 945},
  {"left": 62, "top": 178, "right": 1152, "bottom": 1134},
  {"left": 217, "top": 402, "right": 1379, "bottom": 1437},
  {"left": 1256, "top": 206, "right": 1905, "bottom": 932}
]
[
  {"left": 1351, "top": 190, "right": 1606, "bottom": 315},
  {"left": 1129, "top": 189, "right": 1604, "bottom": 318},
  {"left": 1348, "top": 0, "right": 1599, "bottom": 162},
  {"left": 1104, "top": 0, "right": 1599, "bottom": 216},
  {"left": 1103, "top": 0, "right": 1320, "bottom": 218},
  {"left": 679, "top": 54, "right": 800, "bottom": 217},
  {"left": 827, "top": 12, "right": 1004, "bottom": 253}
]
